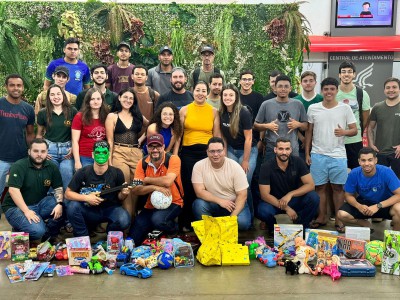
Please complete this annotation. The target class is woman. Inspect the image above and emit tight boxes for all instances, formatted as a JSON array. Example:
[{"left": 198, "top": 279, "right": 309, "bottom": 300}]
[
  {"left": 143, "top": 102, "right": 182, "bottom": 156},
  {"left": 219, "top": 84, "right": 258, "bottom": 221},
  {"left": 179, "top": 81, "right": 221, "bottom": 231},
  {"left": 71, "top": 87, "right": 109, "bottom": 170},
  {"left": 105, "top": 87, "right": 148, "bottom": 218},
  {"left": 36, "top": 84, "right": 78, "bottom": 190}
]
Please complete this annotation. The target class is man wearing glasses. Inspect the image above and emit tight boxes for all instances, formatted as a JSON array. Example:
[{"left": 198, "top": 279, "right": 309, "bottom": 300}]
[
  {"left": 44, "top": 37, "right": 90, "bottom": 96},
  {"left": 192, "top": 137, "right": 251, "bottom": 230}
]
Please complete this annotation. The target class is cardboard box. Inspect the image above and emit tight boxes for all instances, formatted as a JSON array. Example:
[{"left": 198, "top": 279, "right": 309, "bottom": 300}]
[
  {"left": 11, "top": 232, "right": 29, "bottom": 262},
  {"left": 66, "top": 236, "right": 92, "bottom": 266},
  {"left": 305, "top": 229, "right": 338, "bottom": 249},
  {"left": 0, "top": 231, "right": 11, "bottom": 260},
  {"left": 381, "top": 230, "right": 400, "bottom": 275},
  {"left": 274, "top": 224, "right": 303, "bottom": 251},
  {"left": 337, "top": 236, "right": 366, "bottom": 259},
  {"left": 345, "top": 226, "right": 370, "bottom": 241}
]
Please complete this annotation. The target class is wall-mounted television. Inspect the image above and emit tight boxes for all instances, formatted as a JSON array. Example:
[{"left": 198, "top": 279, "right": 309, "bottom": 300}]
[{"left": 330, "top": 0, "right": 397, "bottom": 36}]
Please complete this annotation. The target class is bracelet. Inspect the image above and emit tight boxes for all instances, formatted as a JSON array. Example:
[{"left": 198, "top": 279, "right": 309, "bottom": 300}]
[{"left": 56, "top": 202, "right": 64, "bottom": 207}]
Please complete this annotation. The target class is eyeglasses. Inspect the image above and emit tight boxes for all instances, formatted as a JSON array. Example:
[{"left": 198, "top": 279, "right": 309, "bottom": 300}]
[
  {"left": 208, "top": 149, "right": 224, "bottom": 155},
  {"left": 147, "top": 145, "right": 163, "bottom": 150},
  {"left": 241, "top": 78, "right": 254, "bottom": 82}
]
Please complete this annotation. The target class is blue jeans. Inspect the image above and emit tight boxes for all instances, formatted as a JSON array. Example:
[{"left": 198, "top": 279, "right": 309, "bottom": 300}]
[
  {"left": 66, "top": 201, "right": 130, "bottom": 237},
  {"left": 80, "top": 156, "right": 94, "bottom": 168},
  {"left": 5, "top": 195, "right": 64, "bottom": 240},
  {"left": 46, "top": 140, "right": 74, "bottom": 190},
  {"left": 192, "top": 198, "right": 252, "bottom": 231},
  {"left": 129, "top": 204, "right": 182, "bottom": 245},
  {"left": 227, "top": 145, "right": 258, "bottom": 222},
  {"left": 257, "top": 191, "right": 320, "bottom": 231}
]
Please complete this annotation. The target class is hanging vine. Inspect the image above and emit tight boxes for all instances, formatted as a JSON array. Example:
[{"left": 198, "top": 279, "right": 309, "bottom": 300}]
[{"left": 214, "top": 8, "right": 233, "bottom": 70}]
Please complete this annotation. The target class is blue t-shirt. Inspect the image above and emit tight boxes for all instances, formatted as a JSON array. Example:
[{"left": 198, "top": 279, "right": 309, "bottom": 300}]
[
  {"left": 0, "top": 97, "right": 35, "bottom": 162},
  {"left": 142, "top": 127, "right": 173, "bottom": 155},
  {"left": 45, "top": 58, "right": 91, "bottom": 96},
  {"left": 344, "top": 165, "right": 400, "bottom": 204}
]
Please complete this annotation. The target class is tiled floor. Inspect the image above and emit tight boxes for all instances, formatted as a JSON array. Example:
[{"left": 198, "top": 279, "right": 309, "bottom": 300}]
[{"left": 1, "top": 214, "right": 400, "bottom": 300}]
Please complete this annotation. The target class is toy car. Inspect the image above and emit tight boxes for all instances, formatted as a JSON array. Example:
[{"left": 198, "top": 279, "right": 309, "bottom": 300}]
[
  {"left": 120, "top": 263, "right": 152, "bottom": 279},
  {"left": 116, "top": 250, "right": 131, "bottom": 268}
]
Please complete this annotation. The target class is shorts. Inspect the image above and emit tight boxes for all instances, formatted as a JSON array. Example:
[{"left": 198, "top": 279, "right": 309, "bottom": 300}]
[
  {"left": 345, "top": 142, "right": 363, "bottom": 170},
  {"left": 339, "top": 199, "right": 392, "bottom": 220},
  {"left": 310, "top": 153, "right": 348, "bottom": 186}
]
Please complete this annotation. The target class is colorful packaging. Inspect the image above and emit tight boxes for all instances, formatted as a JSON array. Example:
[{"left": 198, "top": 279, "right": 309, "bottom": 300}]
[
  {"left": 381, "top": 230, "right": 400, "bottom": 275},
  {"left": 5, "top": 265, "right": 24, "bottom": 283},
  {"left": 11, "top": 232, "right": 29, "bottom": 262},
  {"left": 317, "top": 233, "right": 338, "bottom": 266},
  {"left": 107, "top": 231, "right": 124, "bottom": 255},
  {"left": 305, "top": 229, "right": 338, "bottom": 249},
  {"left": 336, "top": 236, "right": 366, "bottom": 259},
  {"left": 274, "top": 224, "right": 303, "bottom": 252},
  {"left": 0, "top": 231, "right": 11, "bottom": 259},
  {"left": 66, "top": 236, "right": 92, "bottom": 266},
  {"left": 24, "top": 262, "right": 50, "bottom": 281}
]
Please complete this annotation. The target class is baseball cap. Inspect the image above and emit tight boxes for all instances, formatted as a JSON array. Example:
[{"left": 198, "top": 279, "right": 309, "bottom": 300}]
[
  {"left": 147, "top": 134, "right": 164, "bottom": 147},
  {"left": 54, "top": 66, "right": 69, "bottom": 77},
  {"left": 200, "top": 45, "right": 214, "bottom": 54},
  {"left": 159, "top": 46, "right": 173, "bottom": 54},
  {"left": 117, "top": 41, "right": 131, "bottom": 51}
]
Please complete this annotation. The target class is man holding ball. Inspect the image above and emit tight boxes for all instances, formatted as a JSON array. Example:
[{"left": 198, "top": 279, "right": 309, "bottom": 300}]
[{"left": 129, "top": 134, "right": 184, "bottom": 244}]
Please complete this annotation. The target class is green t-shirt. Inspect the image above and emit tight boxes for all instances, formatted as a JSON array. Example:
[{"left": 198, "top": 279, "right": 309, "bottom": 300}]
[
  {"left": 294, "top": 93, "right": 323, "bottom": 112},
  {"left": 187, "top": 68, "right": 225, "bottom": 90},
  {"left": 75, "top": 88, "right": 117, "bottom": 111},
  {"left": 2, "top": 157, "right": 63, "bottom": 213},
  {"left": 37, "top": 107, "right": 77, "bottom": 142},
  {"left": 206, "top": 98, "right": 221, "bottom": 109},
  {"left": 336, "top": 86, "right": 370, "bottom": 144}
]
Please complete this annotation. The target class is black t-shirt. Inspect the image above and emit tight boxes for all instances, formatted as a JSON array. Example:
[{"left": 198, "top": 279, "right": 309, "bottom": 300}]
[
  {"left": 68, "top": 165, "right": 125, "bottom": 207},
  {"left": 264, "top": 91, "right": 298, "bottom": 101},
  {"left": 259, "top": 156, "right": 309, "bottom": 199},
  {"left": 156, "top": 90, "right": 194, "bottom": 110},
  {"left": 240, "top": 91, "right": 264, "bottom": 141},
  {"left": 220, "top": 107, "right": 256, "bottom": 149}
]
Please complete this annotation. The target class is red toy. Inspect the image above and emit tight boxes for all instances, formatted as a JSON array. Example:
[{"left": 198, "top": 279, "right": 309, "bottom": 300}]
[{"left": 55, "top": 243, "right": 68, "bottom": 260}]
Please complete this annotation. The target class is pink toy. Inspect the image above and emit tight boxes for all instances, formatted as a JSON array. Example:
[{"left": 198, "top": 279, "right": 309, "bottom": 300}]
[{"left": 322, "top": 263, "right": 341, "bottom": 281}]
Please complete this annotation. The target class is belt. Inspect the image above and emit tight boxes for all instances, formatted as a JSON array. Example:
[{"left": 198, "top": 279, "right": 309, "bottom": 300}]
[{"left": 114, "top": 142, "right": 139, "bottom": 148}]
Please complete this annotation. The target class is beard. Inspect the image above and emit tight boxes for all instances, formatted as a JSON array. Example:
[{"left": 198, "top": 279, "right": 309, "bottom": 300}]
[
  {"left": 172, "top": 81, "right": 185, "bottom": 91},
  {"left": 277, "top": 154, "right": 289, "bottom": 162}
]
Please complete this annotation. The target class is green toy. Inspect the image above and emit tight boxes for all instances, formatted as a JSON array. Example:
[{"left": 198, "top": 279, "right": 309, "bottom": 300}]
[{"left": 88, "top": 255, "right": 104, "bottom": 274}]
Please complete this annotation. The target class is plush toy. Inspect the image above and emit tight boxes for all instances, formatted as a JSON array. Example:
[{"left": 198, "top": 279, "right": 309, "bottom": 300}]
[
  {"left": 293, "top": 246, "right": 310, "bottom": 274},
  {"left": 256, "top": 247, "right": 278, "bottom": 268},
  {"left": 285, "top": 260, "right": 300, "bottom": 275}
]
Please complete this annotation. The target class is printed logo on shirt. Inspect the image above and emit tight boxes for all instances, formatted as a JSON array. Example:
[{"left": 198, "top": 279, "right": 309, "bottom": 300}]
[
  {"left": 222, "top": 122, "right": 230, "bottom": 128},
  {"left": 64, "top": 120, "right": 72, "bottom": 127},
  {"left": 118, "top": 76, "right": 129, "bottom": 83},
  {"left": 88, "top": 126, "right": 106, "bottom": 141},
  {"left": 277, "top": 110, "right": 291, "bottom": 123},
  {"left": 74, "top": 70, "right": 82, "bottom": 81},
  {"left": 44, "top": 179, "right": 51, "bottom": 187},
  {"left": 342, "top": 98, "right": 359, "bottom": 111}
]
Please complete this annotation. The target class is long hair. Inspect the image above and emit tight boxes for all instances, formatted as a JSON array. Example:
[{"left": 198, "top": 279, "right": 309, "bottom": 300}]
[
  {"left": 45, "top": 84, "right": 72, "bottom": 126},
  {"left": 220, "top": 84, "right": 242, "bottom": 138},
  {"left": 149, "top": 102, "right": 182, "bottom": 138},
  {"left": 114, "top": 87, "right": 143, "bottom": 124},
  {"left": 81, "top": 87, "right": 109, "bottom": 125}
]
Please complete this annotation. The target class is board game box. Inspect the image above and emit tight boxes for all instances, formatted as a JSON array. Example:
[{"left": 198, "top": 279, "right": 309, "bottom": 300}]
[{"left": 336, "top": 236, "right": 366, "bottom": 259}]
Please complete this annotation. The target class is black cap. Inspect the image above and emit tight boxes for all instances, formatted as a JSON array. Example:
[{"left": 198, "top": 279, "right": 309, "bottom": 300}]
[
  {"left": 54, "top": 66, "right": 69, "bottom": 77},
  {"left": 117, "top": 41, "right": 131, "bottom": 51},
  {"left": 159, "top": 46, "right": 173, "bottom": 54},
  {"left": 200, "top": 45, "right": 214, "bottom": 54}
]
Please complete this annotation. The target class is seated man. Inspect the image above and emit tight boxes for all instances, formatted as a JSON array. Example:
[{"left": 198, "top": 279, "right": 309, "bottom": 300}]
[
  {"left": 192, "top": 137, "right": 251, "bottom": 230},
  {"left": 258, "top": 138, "right": 319, "bottom": 235},
  {"left": 2, "top": 138, "right": 64, "bottom": 243},
  {"left": 65, "top": 141, "right": 131, "bottom": 236},
  {"left": 338, "top": 147, "right": 400, "bottom": 230},
  {"left": 129, "top": 134, "right": 183, "bottom": 245}
]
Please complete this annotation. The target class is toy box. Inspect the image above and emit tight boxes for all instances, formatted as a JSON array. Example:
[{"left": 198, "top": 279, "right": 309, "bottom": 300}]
[
  {"left": 11, "top": 232, "right": 29, "bottom": 262},
  {"left": 345, "top": 226, "right": 370, "bottom": 241},
  {"left": 0, "top": 231, "right": 11, "bottom": 259},
  {"left": 173, "top": 239, "right": 195, "bottom": 268},
  {"left": 107, "top": 231, "right": 123, "bottom": 255},
  {"left": 336, "top": 236, "right": 366, "bottom": 259},
  {"left": 305, "top": 229, "right": 338, "bottom": 250},
  {"left": 317, "top": 233, "right": 338, "bottom": 266},
  {"left": 339, "top": 258, "right": 376, "bottom": 277},
  {"left": 5, "top": 264, "right": 24, "bottom": 283},
  {"left": 66, "top": 236, "right": 92, "bottom": 266},
  {"left": 221, "top": 244, "right": 249, "bottom": 266},
  {"left": 274, "top": 224, "right": 303, "bottom": 252},
  {"left": 381, "top": 230, "right": 400, "bottom": 275}
]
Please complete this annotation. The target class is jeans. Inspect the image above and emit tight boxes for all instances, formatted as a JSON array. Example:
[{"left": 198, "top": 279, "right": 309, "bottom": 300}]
[
  {"left": 257, "top": 191, "right": 320, "bottom": 231},
  {"left": 0, "top": 160, "right": 12, "bottom": 218},
  {"left": 129, "top": 204, "right": 182, "bottom": 245},
  {"left": 5, "top": 195, "right": 64, "bottom": 240},
  {"left": 46, "top": 140, "right": 74, "bottom": 190},
  {"left": 192, "top": 198, "right": 252, "bottom": 231},
  {"left": 227, "top": 145, "right": 258, "bottom": 222},
  {"left": 66, "top": 201, "right": 131, "bottom": 237},
  {"left": 80, "top": 156, "right": 94, "bottom": 168}
]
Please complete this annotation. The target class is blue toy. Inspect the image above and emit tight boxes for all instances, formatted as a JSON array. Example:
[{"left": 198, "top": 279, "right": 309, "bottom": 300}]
[
  {"left": 120, "top": 263, "right": 152, "bottom": 279},
  {"left": 256, "top": 247, "right": 278, "bottom": 268},
  {"left": 157, "top": 252, "right": 174, "bottom": 269}
]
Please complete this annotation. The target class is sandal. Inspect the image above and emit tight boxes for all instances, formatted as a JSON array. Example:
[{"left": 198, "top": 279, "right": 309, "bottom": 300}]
[
  {"left": 309, "top": 221, "right": 327, "bottom": 229},
  {"left": 259, "top": 221, "right": 267, "bottom": 230},
  {"left": 335, "top": 224, "right": 345, "bottom": 234}
]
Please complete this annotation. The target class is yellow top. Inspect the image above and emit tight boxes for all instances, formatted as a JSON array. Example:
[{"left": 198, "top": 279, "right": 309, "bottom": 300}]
[{"left": 183, "top": 102, "right": 214, "bottom": 146}]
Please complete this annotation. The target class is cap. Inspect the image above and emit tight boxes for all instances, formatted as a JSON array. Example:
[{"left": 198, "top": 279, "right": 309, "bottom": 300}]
[
  {"left": 147, "top": 134, "right": 164, "bottom": 147},
  {"left": 159, "top": 46, "right": 173, "bottom": 54},
  {"left": 54, "top": 66, "right": 69, "bottom": 77},
  {"left": 117, "top": 41, "right": 131, "bottom": 51},
  {"left": 200, "top": 45, "right": 214, "bottom": 54}
]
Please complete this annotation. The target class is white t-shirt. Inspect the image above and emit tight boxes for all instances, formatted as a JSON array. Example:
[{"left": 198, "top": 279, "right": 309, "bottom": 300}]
[
  {"left": 191, "top": 157, "right": 249, "bottom": 201},
  {"left": 307, "top": 102, "right": 356, "bottom": 158}
]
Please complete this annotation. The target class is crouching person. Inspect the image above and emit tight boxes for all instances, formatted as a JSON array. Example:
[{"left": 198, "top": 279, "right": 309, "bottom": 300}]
[
  {"left": 192, "top": 137, "right": 251, "bottom": 230},
  {"left": 65, "top": 141, "right": 131, "bottom": 236}
]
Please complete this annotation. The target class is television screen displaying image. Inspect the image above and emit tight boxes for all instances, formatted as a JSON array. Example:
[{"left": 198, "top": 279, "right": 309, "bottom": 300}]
[{"left": 335, "top": 0, "right": 394, "bottom": 28}]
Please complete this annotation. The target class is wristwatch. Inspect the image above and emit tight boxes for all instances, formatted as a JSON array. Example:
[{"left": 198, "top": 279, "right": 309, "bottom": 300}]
[
  {"left": 56, "top": 202, "right": 64, "bottom": 207},
  {"left": 377, "top": 202, "right": 383, "bottom": 210}
]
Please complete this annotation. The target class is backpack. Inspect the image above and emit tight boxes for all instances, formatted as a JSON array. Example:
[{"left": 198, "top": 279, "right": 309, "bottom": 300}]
[
  {"left": 193, "top": 67, "right": 220, "bottom": 87},
  {"left": 355, "top": 86, "right": 364, "bottom": 133}
]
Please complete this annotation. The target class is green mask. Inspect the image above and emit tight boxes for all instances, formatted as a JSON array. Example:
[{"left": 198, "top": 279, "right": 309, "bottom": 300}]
[{"left": 94, "top": 146, "right": 110, "bottom": 164}]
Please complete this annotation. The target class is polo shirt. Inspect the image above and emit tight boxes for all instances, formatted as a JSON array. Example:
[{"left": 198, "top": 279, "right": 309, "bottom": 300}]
[
  {"left": 37, "top": 107, "right": 77, "bottom": 142},
  {"left": 259, "top": 156, "right": 309, "bottom": 199},
  {"left": 2, "top": 157, "right": 63, "bottom": 212},
  {"left": 75, "top": 88, "right": 118, "bottom": 111},
  {"left": 146, "top": 64, "right": 174, "bottom": 95}
]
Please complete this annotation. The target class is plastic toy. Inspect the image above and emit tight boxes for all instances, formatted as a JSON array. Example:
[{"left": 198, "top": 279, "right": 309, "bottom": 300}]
[
  {"left": 157, "top": 252, "right": 174, "bottom": 269},
  {"left": 173, "top": 239, "right": 195, "bottom": 268},
  {"left": 120, "top": 263, "right": 153, "bottom": 278},
  {"left": 107, "top": 231, "right": 124, "bottom": 255},
  {"left": 116, "top": 250, "right": 131, "bottom": 267},
  {"left": 24, "top": 262, "right": 50, "bottom": 280},
  {"left": 124, "top": 237, "right": 135, "bottom": 251},
  {"left": 0, "top": 231, "right": 11, "bottom": 259},
  {"left": 11, "top": 232, "right": 29, "bottom": 262},
  {"left": 29, "top": 248, "right": 37, "bottom": 260},
  {"left": 88, "top": 256, "right": 104, "bottom": 274},
  {"left": 145, "top": 255, "right": 159, "bottom": 269},
  {"left": 322, "top": 263, "right": 341, "bottom": 281},
  {"left": 293, "top": 246, "right": 315, "bottom": 274},
  {"left": 150, "top": 191, "right": 172, "bottom": 209},
  {"left": 71, "top": 266, "right": 90, "bottom": 274},
  {"left": 43, "top": 264, "right": 56, "bottom": 277},
  {"left": 339, "top": 258, "right": 376, "bottom": 277},
  {"left": 55, "top": 265, "right": 74, "bottom": 276},
  {"left": 284, "top": 260, "right": 300, "bottom": 275},
  {"left": 131, "top": 246, "right": 152, "bottom": 263},
  {"left": 37, "top": 241, "right": 55, "bottom": 262},
  {"left": 365, "top": 240, "right": 384, "bottom": 266}
]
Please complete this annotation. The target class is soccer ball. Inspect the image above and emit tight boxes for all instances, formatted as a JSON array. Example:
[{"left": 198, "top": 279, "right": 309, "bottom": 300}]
[
  {"left": 366, "top": 240, "right": 384, "bottom": 266},
  {"left": 151, "top": 191, "right": 172, "bottom": 209},
  {"left": 157, "top": 252, "right": 174, "bottom": 269}
]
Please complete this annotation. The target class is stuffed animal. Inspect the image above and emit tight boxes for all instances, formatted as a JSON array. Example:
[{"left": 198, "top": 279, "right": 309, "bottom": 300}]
[{"left": 285, "top": 260, "right": 300, "bottom": 275}]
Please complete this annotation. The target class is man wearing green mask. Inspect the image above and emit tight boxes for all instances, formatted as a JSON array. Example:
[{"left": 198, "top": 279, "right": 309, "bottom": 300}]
[{"left": 65, "top": 141, "right": 131, "bottom": 236}]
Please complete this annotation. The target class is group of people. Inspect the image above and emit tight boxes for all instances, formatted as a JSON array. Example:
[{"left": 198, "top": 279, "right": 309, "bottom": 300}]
[{"left": 1, "top": 37, "right": 400, "bottom": 246}]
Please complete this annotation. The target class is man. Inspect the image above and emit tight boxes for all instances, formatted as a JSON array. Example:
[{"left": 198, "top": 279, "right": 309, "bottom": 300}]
[
  {"left": 0, "top": 74, "right": 35, "bottom": 209},
  {"left": 360, "top": 2, "right": 373, "bottom": 17},
  {"left": 187, "top": 45, "right": 225, "bottom": 91},
  {"left": 2, "top": 139, "right": 64, "bottom": 242},
  {"left": 34, "top": 66, "right": 77, "bottom": 116},
  {"left": 147, "top": 46, "right": 174, "bottom": 95},
  {"left": 337, "top": 147, "right": 400, "bottom": 230},
  {"left": 156, "top": 67, "right": 194, "bottom": 110},
  {"left": 192, "top": 137, "right": 251, "bottom": 230},
  {"left": 254, "top": 75, "right": 308, "bottom": 162},
  {"left": 368, "top": 77, "right": 400, "bottom": 178},
  {"left": 264, "top": 70, "right": 298, "bottom": 100},
  {"left": 129, "top": 134, "right": 183, "bottom": 244},
  {"left": 305, "top": 77, "right": 357, "bottom": 232},
  {"left": 337, "top": 61, "right": 371, "bottom": 169},
  {"left": 65, "top": 141, "right": 131, "bottom": 237},
  {"left": 258, "top": 138, "right": 319, "bottom": 235},
  {"left": 44, "top": 37, "right": 91, "bottom": 96},
  {"left": 131, "top": 65, "right": 160, "bottom": 121},
  {"left": 206, "top": 73, "right": 224, "bottom": 109},
  {"left": 106, "top": 41, "right": 134, "bottom": 94},
  {"left": 75, "top": 64, "right": 118, "bottom": 111}
]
